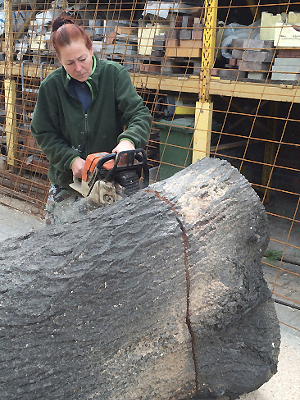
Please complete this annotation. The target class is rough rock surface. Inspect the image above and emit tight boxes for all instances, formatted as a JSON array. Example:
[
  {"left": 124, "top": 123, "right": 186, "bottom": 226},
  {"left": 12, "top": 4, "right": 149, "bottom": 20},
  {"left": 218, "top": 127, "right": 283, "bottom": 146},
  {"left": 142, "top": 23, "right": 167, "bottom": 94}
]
[{"left": 0, "top": 157, "right": 280, "bottom": 399}]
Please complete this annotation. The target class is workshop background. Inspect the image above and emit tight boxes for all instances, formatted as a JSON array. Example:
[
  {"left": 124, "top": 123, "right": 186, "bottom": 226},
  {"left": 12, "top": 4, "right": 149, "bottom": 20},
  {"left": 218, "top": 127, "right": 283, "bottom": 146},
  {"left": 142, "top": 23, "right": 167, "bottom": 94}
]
[{"left": 0, "top": 0, "right": 299, "bottom": 332}]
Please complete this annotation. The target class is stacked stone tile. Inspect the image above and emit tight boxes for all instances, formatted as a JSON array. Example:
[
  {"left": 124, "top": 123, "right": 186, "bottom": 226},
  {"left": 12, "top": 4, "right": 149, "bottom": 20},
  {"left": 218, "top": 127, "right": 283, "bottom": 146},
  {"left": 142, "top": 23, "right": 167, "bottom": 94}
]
[
  {"left": 162, "top": 16, "right": 203, "bottom": 76},
  {"left": 271, "top": 49, "right": 300, "bottom": 81},
  {"left": 137, "top": 14, "right": 203, "bottom": 76},
  {"left": 219, "top": 39, "right": 275, "bottom": 80}
]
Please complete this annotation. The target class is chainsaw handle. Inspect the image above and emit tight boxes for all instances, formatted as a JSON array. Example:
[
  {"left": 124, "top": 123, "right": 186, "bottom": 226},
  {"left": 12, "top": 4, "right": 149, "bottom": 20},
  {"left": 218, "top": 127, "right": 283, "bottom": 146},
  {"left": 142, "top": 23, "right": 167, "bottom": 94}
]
[
  {"left": 95, "top": 152, "right": 117, "bottom": 169},
  {"left": 106, "top": 149, "right": 149, "bottom": 188}
]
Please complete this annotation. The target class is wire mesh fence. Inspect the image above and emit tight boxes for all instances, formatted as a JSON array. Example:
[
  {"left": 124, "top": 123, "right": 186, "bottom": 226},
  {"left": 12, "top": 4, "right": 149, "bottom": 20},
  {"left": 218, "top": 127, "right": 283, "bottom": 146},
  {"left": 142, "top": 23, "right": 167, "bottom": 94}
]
[{"left": 0, "top": 0, "right": 299, "bottom": 330}]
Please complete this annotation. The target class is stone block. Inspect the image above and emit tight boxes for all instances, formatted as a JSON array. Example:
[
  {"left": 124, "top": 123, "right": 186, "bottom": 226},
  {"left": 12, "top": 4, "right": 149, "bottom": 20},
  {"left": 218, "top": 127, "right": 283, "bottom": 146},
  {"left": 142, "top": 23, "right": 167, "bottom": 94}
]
[
  {"left": 288, "top": 11, "right": 300, "bottom": 25},
  {"left": 192, "top": 59, "right": 201, "bottom": 75},
  {"left": 272, "top": 65, "right": 300, "bottom": 73},
  {"left": 274, "top": 57, "right": 300, "bottom": 67},
  {"left": 177, "top": 39, "right": 202, "bottom": 58},
  {"left": 271, "top": 61, "right": 300, "bottom": 80},
  {"left": 165, "top": 39, "right": 178, "bottom": 58},
  {"left": 192, "top": 18, "right": 203, "bottom": 40},
  {"left": 244, "top": 50, "right": 274, "bottom": 62},
  {"left": 277, "top": 49, "right": 300, "bottom": 58},
  {"left": 140, "top": 63, "right": 161, "bottom": 73},
  {"left": 192, "top": 28, "right": 203, "bottom": 40},
  {"left": 248, "top": 72, "right": 267, "bottom": 80},
  {"left": 153, "top": 34, "right": 165, "bottom": 51},
  {"left": 181, "top": 15, "right": 194, "bottom": 28},
  {"left": 231, "top": 38, "right": 274, "bottom": 50},
  {"left": 237, "top": 60, "right": 271, "bottom": 72},
  {"left": 271, "top": 71, "right": 300, "bottom": 81},
  {"left": 179, "top": 29, "right": 192, "bottom": 40},
  {"left": 218, "top": 68, "right": 247, "bottom": 79},
  {"left": 229, "top": 57, "right": 237, "bottom": 66},
  {"left": 231, "top": 49, "right": 244, "bottom": 59},
  {"left": 151, "top": 50, "right": 164, "bottom": 57},
  {"left": 233, "top": 48, "right": 274, "bottom": 63},
  {"left": 260, "top": 12, "right": 283, "bottom": 41}
]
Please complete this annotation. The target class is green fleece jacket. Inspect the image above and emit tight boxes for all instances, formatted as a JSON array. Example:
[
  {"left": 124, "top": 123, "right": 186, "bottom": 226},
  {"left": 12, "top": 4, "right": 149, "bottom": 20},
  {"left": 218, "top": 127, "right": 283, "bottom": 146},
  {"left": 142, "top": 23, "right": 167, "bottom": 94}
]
[{"left": 31, "top": 56, "right": 152, "bottom": 188}]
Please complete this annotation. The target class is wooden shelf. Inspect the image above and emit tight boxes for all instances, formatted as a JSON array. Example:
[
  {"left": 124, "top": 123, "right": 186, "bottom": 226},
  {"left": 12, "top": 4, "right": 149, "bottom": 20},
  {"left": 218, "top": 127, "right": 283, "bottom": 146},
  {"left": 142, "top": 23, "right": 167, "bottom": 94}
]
[
  {"left": 0, "top": 62, "right": 56, "bottom": 79},
  {"left": 2, "top": 62, "right": 300, "bottom": 103},
  {"left": 0, "top": 62, "right": 201, "bottom": 94},
  {"left": 130, "top": 72, "right": 200, "bottom": 94},
  {"left": 209, "top": 77, "right": 300, "bottom": 104}
]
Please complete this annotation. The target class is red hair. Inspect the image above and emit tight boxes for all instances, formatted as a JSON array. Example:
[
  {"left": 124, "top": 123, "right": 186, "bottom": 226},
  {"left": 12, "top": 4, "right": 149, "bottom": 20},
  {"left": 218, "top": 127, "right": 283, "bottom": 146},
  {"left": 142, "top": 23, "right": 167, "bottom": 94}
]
[{"left": 51, "top": 13, "right": 92, "bottom": 55}]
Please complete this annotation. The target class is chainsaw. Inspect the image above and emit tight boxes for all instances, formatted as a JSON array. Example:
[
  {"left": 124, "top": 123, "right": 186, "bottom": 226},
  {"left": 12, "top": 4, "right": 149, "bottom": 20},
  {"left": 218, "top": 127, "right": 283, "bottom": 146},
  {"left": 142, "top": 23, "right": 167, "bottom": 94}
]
[{"left": 69, "top": 148, "right": 149, "bottom": 206}]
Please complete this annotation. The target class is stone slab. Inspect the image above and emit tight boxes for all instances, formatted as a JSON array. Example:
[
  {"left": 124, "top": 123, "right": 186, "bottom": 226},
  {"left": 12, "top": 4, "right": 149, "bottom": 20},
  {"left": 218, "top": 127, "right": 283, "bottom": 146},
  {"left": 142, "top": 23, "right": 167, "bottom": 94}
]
[
  {"left": 248, "top": 72, "right": 267, "bottom": 80},
  {"left": 274, "top": 57, "right": 300, "bottom": 66},
  {"left": 232, "top": 49, "right": 274, "bottom": 62},
  {"left": 272, "top": 65, "right": 300, "bottom": 73},
  {"left": 237, "top": 60, "right": 271, "bottom": 71},
  {"left": 277, "top": 49, "right": 300, "bottom": 58},
  {"left": 231, "top": 38, "right": 274, "bottom": 50},
  {"left": 218, "top": 68, "right": 247, "bottom": 79},
  {"left": 271, "top": 72, "right": 300, "bottom": 81}
]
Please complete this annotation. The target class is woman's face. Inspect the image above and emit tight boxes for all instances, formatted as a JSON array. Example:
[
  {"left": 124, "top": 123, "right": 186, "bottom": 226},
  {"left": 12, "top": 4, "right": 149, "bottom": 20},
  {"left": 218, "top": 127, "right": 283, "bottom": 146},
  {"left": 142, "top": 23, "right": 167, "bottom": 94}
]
[{"left": 57, "top": 39, "right": 94, "bottom": 82}]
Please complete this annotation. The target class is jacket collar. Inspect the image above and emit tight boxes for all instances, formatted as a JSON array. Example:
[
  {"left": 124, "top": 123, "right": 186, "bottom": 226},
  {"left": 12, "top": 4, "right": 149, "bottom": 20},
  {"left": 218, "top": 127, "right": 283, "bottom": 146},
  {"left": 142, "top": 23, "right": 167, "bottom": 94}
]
[{"left": 61, "top": 54, "right": 101, "bottom": 92}]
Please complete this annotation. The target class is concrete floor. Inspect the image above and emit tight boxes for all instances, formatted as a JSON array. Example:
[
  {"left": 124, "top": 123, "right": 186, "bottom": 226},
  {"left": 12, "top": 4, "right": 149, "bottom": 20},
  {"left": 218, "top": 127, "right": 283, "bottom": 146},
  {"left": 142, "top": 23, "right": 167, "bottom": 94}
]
[
  {"left": 0, "top": 202, "right": 299, "bottom": 400},
  {"left": 0, "top": 202, "right": 44, "bottom": 241}
]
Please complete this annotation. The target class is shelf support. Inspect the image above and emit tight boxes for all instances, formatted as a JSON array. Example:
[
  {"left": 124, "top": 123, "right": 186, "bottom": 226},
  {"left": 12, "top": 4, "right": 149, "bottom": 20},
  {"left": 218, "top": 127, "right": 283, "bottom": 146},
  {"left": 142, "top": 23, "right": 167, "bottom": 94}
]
[
  {"left": 4, "top": 0, "right": 17, "bottom": 168},
  {"left": 193, "top": 101, "right": 213, "bottom": 162},
  {"left": 193, "top": 0, "right": 217, "bottom": 162},
  {"left": 201, "top": 0, "right": 217, "bottom": 103}
]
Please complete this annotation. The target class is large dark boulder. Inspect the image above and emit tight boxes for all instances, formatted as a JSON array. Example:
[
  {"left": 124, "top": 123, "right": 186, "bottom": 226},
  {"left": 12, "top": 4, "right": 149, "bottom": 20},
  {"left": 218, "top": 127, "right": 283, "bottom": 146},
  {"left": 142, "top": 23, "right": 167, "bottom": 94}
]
[{"left": 0, "top": 157, "right": 280, "bottom": 399}]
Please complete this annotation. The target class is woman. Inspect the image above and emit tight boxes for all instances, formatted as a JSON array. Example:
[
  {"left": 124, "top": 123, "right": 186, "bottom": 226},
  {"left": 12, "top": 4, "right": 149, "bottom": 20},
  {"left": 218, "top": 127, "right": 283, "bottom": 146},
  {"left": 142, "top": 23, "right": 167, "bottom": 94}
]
[{"left": 31, "top": 13, "right": 152, "bottom": 224}]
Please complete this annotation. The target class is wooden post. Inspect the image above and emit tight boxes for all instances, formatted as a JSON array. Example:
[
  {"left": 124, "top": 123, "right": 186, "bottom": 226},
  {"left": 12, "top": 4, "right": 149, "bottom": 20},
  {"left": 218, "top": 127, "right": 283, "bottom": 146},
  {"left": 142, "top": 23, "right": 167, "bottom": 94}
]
[
  {"left": 4, "top": 0, "right": 17, "bottom": 168},
  {"left": 192, "top": 101, "right": 213, "bottom": 162},
  {"left": 193, "top": 0, "right": 217, "bottom": 162}
]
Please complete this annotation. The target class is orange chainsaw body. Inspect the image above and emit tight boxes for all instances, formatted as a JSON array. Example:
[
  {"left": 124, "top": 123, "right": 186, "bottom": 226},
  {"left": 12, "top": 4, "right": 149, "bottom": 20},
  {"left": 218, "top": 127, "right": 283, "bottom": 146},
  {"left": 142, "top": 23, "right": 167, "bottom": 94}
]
[
  {"left": 69, "top": 149, "right": 149, "bottom": 205},
  {"left": 82, "top": 152, "right": 115, "bottom": 182}
]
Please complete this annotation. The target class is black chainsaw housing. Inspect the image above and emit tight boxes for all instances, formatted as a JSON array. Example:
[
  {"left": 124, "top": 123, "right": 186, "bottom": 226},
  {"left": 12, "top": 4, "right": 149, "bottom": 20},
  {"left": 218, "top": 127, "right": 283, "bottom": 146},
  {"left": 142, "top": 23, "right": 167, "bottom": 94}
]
[{"left": 96, "top": 149, "right": 149, "bottom": 196}]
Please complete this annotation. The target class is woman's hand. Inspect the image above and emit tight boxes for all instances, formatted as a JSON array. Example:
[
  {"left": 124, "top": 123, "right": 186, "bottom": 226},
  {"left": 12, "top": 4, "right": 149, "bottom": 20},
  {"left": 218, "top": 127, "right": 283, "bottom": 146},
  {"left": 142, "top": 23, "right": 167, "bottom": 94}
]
[
  {"left": 71, "top": 157, "right": 86, "bottom": 178},
  {"left": 112, "top": 140, "right": 135, "bottom": 163}
]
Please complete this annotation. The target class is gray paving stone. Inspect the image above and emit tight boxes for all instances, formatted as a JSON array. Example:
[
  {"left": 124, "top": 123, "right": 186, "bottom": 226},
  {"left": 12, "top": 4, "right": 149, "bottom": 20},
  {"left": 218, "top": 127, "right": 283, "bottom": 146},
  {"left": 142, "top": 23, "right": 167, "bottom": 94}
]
[{"left": 274, "top": 57, "right": 300, "bottom": 66}]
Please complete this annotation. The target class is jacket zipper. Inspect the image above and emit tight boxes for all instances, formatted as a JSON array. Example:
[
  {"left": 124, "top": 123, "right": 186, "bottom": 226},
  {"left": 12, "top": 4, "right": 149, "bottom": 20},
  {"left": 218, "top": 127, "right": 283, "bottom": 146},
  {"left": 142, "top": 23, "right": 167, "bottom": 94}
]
[{"left": 85, "top": 113, "right": 88, "bottom": 154}]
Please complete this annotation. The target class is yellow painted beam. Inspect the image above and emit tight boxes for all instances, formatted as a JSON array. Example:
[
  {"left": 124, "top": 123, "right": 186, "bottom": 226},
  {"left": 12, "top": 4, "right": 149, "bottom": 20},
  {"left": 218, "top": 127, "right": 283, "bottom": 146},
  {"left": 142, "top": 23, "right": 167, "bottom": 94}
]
[
  {"left": 201, "top": 0, "right": 218, "bottom": 102},
  {"left": 192, "top": 101, "right": 213, "bottom": 162},
  {"left": 5, "top": 79, "right": 17, "bottom": 167},
  {"left": 194, "top": 0, "right": 217, "bottom": 163},
  {"left": 4, "top": 0, "right": 17, "bottom": 167}
]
